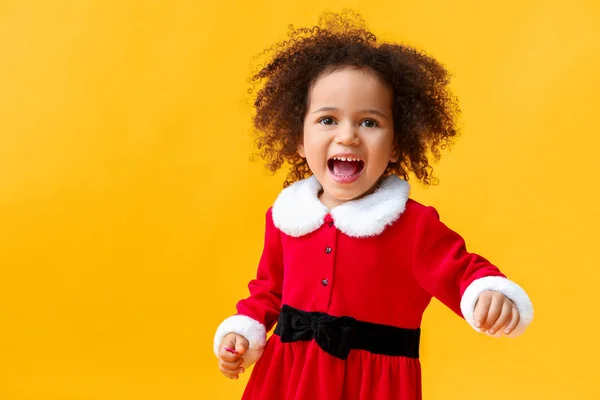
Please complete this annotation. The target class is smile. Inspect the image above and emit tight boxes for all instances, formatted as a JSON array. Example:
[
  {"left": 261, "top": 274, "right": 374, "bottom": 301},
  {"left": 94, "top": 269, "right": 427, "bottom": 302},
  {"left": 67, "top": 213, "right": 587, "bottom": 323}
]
[{"left": 327, "top": 155, "right": 365, "bottom": 184}]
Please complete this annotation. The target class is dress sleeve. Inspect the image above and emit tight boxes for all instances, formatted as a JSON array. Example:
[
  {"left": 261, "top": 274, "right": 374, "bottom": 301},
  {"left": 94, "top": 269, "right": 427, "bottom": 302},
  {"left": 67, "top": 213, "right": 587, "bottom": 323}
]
[
  {"left": 412, "top": 206, "right": 533, "bottom": 337},
  {"left": 213, "top": 208, "right": 284, "bottom": 359}
]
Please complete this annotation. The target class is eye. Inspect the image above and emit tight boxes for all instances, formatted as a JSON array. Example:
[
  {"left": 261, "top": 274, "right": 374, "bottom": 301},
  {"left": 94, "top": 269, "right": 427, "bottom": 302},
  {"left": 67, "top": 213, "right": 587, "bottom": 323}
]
[
  {"left": 361, "top": 119, "right": 379, "bottom": 128},
  {"left": 318, "top": 117, "right": 336, "bottom": 126}
]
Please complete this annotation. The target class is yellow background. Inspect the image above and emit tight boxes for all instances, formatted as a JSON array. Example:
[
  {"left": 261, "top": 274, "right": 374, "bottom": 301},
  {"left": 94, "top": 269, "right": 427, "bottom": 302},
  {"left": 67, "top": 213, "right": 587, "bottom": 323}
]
[{"left": 1, "top": 0, "right": 598, "bottom": 399}]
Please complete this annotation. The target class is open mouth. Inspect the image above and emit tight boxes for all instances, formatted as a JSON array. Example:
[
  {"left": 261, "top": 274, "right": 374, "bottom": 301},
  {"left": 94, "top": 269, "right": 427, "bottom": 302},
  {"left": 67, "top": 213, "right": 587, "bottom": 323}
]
[{"left": 327, "top": 156, "right": 365, "bottom": 183}]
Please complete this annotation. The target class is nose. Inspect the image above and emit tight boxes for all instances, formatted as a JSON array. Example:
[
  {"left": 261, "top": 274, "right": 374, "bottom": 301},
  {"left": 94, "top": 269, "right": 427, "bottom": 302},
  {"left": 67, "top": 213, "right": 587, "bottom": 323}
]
[{"left": 335, "top": 122, "right": 360, "bottom": 146}]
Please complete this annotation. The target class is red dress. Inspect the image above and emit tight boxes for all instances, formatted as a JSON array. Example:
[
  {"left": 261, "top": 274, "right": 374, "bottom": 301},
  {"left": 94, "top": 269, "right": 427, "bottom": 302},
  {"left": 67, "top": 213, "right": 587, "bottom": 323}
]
[{"left": 213, "top": 175, "right": 533, "bottom": 400}]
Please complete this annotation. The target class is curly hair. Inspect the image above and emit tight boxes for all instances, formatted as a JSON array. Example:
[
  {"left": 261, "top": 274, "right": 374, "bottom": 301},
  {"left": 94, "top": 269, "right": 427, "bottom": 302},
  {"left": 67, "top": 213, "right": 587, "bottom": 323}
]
[{"left": 249, "top": 10, "right": 461, "bottom": 187}]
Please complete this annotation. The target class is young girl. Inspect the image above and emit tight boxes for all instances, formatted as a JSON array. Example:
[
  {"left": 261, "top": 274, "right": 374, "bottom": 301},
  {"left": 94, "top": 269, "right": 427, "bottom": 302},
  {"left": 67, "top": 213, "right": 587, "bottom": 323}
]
[{"left": 213, "top": 12, "right": 533, "bottom": 400}]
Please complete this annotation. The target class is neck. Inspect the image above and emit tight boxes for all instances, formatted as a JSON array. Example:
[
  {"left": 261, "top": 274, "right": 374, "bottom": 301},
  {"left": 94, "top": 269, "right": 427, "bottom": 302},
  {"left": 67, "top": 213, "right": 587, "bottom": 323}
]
[{"left": 317, "top": 176, "right": 385, "bottom": 210}]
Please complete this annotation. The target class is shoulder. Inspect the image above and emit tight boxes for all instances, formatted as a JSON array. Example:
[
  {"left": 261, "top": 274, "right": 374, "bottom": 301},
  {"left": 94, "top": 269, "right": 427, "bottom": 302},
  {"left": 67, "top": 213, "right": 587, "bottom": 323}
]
[
  {"left": 403, "top": 198, "right": 439, "bottom": 220},
  {"left": 390, "top": 199, "right": 451, "bottom": 240}
]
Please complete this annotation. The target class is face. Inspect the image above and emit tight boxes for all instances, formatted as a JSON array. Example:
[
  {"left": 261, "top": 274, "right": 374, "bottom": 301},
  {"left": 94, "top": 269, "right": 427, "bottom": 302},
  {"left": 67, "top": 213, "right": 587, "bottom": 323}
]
[{"left": 298, "top": 67, "right": 398, "bottom": 209}]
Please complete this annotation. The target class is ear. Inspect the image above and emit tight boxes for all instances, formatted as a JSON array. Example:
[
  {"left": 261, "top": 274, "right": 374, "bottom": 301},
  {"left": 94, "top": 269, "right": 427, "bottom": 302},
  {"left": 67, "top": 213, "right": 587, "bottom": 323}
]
[
  {"left": 297, "top": 143, "right": 306, "bottom": 158},
  {"left": 389, "top": 146, "right": 399, "bottom": 163}
]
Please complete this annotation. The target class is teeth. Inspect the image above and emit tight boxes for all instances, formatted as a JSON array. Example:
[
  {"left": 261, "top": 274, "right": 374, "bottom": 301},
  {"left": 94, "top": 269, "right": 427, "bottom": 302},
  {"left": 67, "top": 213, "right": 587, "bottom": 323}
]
[{"left": 332, "top": 156, "right": 360, "bottom": 162}]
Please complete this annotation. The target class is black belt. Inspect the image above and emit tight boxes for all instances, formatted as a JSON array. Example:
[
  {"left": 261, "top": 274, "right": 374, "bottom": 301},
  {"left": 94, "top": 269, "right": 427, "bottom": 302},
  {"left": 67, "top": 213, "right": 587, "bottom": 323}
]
[{"left": 273, "top": 305, "right": 420, "bottom": 360}]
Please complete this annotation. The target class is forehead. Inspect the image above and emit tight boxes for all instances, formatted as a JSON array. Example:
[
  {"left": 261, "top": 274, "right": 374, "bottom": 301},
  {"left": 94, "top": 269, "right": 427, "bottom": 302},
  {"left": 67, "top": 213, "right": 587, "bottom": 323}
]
[{"left": 308, "top": 67, "right": 392, "bottom": 110}]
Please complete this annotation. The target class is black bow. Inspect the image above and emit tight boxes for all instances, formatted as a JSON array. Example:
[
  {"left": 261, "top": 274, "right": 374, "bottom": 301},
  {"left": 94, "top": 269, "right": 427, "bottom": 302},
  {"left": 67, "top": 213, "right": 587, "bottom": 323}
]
[{"left": 277, "top": 305, "right": 357, "bottom": 360}]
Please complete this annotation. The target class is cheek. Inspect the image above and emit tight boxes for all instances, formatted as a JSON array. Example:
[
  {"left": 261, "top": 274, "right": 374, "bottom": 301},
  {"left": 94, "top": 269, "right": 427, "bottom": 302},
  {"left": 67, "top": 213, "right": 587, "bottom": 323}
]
[
  {"left": 301, "top": 132, "right": 324, "bottom": 156},
  {"left": 304, "top": 145, "right": 325, "bottom": 163},
  {"left": 301, "top": 139, "right": 328, "bottom": 172},
  {"left": 383, "top": 133, "right": 397, "bottom": 161},
  {"left": 368, "top": 135, "right": 395, "bottom": 159}
]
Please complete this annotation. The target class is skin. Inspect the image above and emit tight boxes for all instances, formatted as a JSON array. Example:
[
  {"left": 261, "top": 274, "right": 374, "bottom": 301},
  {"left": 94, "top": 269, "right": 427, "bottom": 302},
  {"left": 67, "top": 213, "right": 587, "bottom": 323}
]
[
  {"left": 218, "top": 333, "right": 248, "bottom": 379},
  {"left": 298, "top": 67, "right": 398, "bottom": 209},
  {"left": 218, "top": 67, "right": 520, "bottom": 379}
]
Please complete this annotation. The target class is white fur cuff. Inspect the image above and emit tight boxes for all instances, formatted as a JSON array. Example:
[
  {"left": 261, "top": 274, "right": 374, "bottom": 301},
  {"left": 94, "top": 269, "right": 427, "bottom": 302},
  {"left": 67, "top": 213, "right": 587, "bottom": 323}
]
[
  {"left": 213, "top": 315, "right": 267, "bottom": 366},
  {"left": 460, "top": 276, "right": 534, "bottom": 338}
]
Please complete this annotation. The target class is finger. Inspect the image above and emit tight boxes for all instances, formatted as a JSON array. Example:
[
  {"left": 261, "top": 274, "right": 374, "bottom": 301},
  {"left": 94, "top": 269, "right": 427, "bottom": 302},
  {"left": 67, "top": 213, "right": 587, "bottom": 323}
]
[
  {"left": 473, "top": 293, "right": 492, "bottom": 329},
  {"left": 235, "top": 335, "right": 249, "bottom": 355},
  {"left": 219, "top": 345, "right": 241, "bottom": 362},
  {"left": 219, "top": 341, "right": 241, "bottom": 362},
  {"left": 219, "top": 348, "right": 241, "bottom": 362},
  {"left": 219, "top": 334, "right": 241, "bottom": 361},
  {"left": 223, "top": 332, "right": 237, "bottom": 345},
  {"left": 219, "top": 365, "right": 245, "bottom": 379},
  {"left": 480, "top": 294, "right": 503, "bottom": 331},
  {"left": 219, "top": 358, "right": 244, "bottom": 370},
  {"left": 503, "top": 306, "right": 521, "bottom": 335},
  {"left": 220, "top": 333, "right": 237, "bottom": 353},
  {"left": 488, "top": 300, "right": 513, "bottom": 335}
]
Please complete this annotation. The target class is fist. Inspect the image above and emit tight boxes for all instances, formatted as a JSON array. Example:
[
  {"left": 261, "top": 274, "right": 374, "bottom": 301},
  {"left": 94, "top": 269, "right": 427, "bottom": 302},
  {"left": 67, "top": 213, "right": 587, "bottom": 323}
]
[
  {"left": 474, "top": 290, "right": 520, "bottom": 336},
  {"left": 217, "top": 333, "right": 249, "bottom": 379}
]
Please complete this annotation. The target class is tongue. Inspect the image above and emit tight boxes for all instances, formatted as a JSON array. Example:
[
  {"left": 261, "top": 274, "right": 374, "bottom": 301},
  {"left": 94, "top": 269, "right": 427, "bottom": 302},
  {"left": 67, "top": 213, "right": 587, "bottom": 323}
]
[{"left": 332, "top": 160, "right": 360, "bottom": 176}]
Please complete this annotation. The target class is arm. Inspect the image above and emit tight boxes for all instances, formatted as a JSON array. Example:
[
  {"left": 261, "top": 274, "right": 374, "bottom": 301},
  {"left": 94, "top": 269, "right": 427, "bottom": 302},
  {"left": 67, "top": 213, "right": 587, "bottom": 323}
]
[
  {"left": 213, "top": 208, "right": 284, "bottom": 363},
  {"left": 412, "top": 206, "right": 533, "bottom": 337}
]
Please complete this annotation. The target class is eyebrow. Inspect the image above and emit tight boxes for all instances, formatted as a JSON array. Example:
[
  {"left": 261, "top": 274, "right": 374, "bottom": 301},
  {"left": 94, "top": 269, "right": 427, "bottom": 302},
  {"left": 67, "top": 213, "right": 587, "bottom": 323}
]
[{"left": 311, "top": 107, "right": 390, "bottom": 120}]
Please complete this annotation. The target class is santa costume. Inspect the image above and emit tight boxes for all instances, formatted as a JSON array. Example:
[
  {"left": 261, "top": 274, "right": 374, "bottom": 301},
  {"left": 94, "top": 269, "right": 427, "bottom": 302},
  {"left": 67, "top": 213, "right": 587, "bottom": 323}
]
[{"left": 214, "top": 175, "right": 533, "bottom": 400}]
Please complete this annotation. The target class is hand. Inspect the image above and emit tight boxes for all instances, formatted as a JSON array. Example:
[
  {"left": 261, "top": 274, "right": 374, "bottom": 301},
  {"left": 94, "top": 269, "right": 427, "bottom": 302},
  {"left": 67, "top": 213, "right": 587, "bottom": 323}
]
[
  {"left": 473, "top": 290, "right": 520, "bottom": 335},
  {"left": 218, "top": 332, "right": 249, "bottom": 379}
]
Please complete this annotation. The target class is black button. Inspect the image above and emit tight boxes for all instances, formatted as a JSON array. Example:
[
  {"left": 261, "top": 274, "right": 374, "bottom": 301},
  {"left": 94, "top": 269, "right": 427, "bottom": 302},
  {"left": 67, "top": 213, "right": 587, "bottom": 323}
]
[
  {"left": 329, "top": 222, "right": 334, "bottom": 228},
  {"left": 321, "top": 279, "right": 328, "bottom": 286},
  {"left": 325, "top": 247, "right": 332, "bottom": 254}
]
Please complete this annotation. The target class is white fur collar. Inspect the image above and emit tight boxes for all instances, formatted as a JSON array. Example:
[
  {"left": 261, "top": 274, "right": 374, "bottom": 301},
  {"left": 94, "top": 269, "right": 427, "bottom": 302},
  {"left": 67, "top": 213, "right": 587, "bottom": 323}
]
[{"left": 271, "top": 175, "right": 410, "bottom": 238}]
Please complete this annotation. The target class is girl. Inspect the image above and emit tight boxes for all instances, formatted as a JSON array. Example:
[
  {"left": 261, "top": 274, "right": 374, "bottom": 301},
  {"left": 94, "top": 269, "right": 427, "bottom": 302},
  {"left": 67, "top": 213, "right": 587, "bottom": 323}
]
[{"left": 213, "top": 11, "right": 533, "bottom": 400}]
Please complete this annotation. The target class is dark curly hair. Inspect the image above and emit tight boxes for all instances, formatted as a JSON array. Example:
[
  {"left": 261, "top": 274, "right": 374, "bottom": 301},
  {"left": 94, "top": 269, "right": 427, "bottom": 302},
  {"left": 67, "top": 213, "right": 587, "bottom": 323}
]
[{"left": 250, "top": 10, "right": 460, "bottom": 187}]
